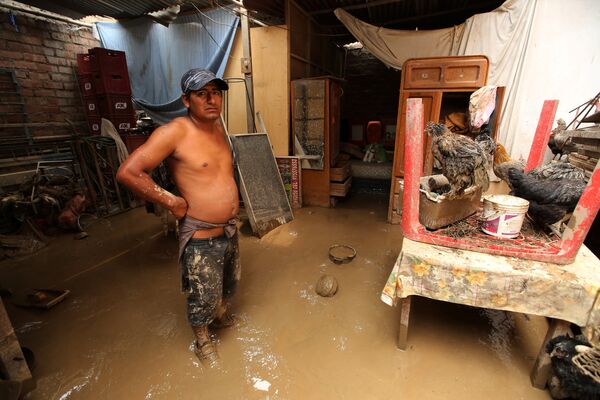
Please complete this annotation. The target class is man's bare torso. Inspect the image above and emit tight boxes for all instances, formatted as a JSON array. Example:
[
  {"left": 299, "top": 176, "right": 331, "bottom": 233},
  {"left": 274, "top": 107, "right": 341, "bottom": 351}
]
[{"left": 168, "top": 117, "right": 239, "bottom": 238}]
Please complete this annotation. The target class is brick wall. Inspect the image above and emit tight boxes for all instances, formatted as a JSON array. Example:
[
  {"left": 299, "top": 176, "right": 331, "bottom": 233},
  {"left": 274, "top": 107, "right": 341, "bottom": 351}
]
[{"left": 0, "top": 11, "right": 100, "bottom": 137}]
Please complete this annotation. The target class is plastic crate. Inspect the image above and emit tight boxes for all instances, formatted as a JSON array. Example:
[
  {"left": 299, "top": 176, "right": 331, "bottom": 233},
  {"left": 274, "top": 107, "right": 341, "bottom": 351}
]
[
  {"left": 92, "top": 72, "right": 132, "bottom": 95},
  {"left": 87, "top": 117, "right": 101, "bottom": 134},
  {"left": 121, "top": 134, "right": 148, "bottom": 153},
  {"left": 88, "top": 47, "right": 128, "bottom": 75},
  {"left": 82, "top": 97, "right": 100, "bottom": 116},
  {"left": 98, "top": 94, "right": 133, "bottom": 116},
  {"left": 108, "top": 115, "right": 136, "bottom": 135},
  {"left": 76, "top": 53, "right": 93, "bottom": 75},
  {"left": 77, "top": 73, "right": 95, "bottom": 97}
]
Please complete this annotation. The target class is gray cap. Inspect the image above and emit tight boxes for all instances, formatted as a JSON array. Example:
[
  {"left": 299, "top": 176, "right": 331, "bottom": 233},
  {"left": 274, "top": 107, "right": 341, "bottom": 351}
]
[{"left": 180, "top": 68, "right": 228, "bottom": 94}]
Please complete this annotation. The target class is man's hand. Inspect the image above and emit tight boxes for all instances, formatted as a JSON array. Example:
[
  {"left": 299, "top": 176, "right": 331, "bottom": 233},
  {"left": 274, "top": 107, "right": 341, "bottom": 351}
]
[{"left": 171, "top": 196, "right": 188, "bottom": 219}]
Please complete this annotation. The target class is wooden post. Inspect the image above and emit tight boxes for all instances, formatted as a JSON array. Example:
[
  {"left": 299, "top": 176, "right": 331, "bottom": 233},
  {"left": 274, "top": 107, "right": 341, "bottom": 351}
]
[
  {"left": 397, "top": 296, "right": 412, "bottom": 350},
  {"left": 239, "top": 7, "right": 256, "bottom": 133},
  {"left": 530, "top": 318, "right": 571, "bottom": 389}
]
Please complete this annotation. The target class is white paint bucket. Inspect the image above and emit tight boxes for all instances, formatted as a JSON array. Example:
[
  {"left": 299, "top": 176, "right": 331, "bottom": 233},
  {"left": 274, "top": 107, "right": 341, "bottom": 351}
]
[{"left": 481, "top": 194, "right": 529, "bottom": 239}]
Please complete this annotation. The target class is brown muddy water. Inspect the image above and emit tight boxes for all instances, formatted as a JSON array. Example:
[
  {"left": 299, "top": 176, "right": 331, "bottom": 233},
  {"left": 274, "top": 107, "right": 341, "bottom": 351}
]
[{"left": 0, "top": 193, "right": 551, "bottom": 399}]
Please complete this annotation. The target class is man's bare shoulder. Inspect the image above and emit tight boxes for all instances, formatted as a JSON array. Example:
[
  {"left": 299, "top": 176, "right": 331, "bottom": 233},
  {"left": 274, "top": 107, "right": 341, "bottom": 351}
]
[{"left": 150, "top": 117, "right": 190, "bottom": 140}]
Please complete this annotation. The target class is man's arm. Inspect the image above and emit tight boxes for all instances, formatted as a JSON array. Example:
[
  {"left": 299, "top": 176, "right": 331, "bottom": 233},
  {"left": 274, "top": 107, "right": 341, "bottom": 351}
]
[{"left": 116, "top": 123, "right": 188, "bottom": 219}]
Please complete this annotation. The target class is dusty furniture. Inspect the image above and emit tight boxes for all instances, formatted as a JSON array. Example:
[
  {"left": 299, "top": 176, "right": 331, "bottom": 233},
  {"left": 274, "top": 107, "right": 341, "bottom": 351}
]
[
  {"left": 388, "top": 55, "right": 501, "bottom": 223},
  {"left": 381, "top": 97, "right": 600, "bottom": 390},
  {"left": 381, "top": 237, "right": 600, "bottom": 389},
  {"left": 292, "top": 77, "right": 350, "bottom": 207}
]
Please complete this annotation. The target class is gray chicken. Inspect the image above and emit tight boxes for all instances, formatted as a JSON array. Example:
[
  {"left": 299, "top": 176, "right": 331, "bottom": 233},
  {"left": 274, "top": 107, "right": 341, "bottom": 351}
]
[
  {"left": 427, "top": 122, "right": 489, "bottom": 198},
  {"left": 474, "top": 125, "right": 499, "bottom": 182},
  {"left": 495, "top": 160, "right": 585, "bottom": 190}
]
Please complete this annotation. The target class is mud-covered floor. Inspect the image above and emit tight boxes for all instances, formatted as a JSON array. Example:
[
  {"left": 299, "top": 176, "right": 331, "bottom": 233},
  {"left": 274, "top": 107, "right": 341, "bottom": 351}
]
[{"left": 1, "top": 192, "right": 551, "bottom": 399}]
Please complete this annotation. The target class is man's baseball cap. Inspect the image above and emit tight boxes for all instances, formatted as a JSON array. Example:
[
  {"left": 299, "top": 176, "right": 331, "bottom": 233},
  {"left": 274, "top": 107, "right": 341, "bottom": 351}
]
[{"left": 180, "top": 68, "right": 228, "bottom": 94}]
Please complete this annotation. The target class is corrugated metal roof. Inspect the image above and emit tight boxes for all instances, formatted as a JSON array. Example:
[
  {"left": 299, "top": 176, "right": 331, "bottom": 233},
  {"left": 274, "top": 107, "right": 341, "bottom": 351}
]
[
  {"left": 10, "top": 0, "right": 231, "bottom": 20},
  {"left": 8, "top": 0, "right": 504, "bottom": 42}
]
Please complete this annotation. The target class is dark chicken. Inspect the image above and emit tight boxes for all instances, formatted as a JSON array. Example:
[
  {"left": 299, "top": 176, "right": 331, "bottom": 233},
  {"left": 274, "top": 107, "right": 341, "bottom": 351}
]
[
  {"left": 495, "top": 160, "right": 585, "bottom": 190},
  {"left": 427, "top": 122, "right": 489, "bottom": 198},
  {"left": 507, "top": 168, "right": 586, "bottom": 226},
  {"left": 546, "top": 334, "right": 600, "bottom": 400}
]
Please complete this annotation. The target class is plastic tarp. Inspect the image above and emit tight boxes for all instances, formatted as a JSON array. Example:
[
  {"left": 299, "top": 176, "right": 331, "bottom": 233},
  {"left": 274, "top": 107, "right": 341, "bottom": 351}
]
[{"left": 96, "top": 9, "right": 239, "bottom": 124}]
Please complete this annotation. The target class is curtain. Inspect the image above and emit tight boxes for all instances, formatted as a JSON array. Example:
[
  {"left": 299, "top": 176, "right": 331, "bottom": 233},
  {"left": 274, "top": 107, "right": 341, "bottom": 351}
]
[{"left": 96, "top": 9, "right": 239, "bottom": 124}]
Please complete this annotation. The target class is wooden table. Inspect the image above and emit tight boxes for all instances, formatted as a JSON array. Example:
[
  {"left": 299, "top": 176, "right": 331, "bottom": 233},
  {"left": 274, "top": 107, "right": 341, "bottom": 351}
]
[{"left": 381, "top": 238, "right": 600, "bottom": 388}]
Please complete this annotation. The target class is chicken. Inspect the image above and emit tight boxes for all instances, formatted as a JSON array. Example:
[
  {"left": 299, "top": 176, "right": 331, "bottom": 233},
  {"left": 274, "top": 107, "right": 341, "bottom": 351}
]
[
  {"left": 495, "top": 160, "right": 585, "bottom": 190},
  {"left": 507, "top": 168, "right": 586, "bottom": 226},
  {"left": 548, "top": 118, "right": 576, "bottom": 160},
  {"left": 528, "top": 160, "right": 585, "bottom": 181},
  {"left": 494, "top": 142, "right": 512, "bottom": 165},
  {"left": 546, "top": 334, "right": 600, "bottom": 400},
  {"left": 474, "top": 126, "right": 499, "bottom": 182},
  {"left": 427, "top": 122, "right": 489, "bottom": 198}
]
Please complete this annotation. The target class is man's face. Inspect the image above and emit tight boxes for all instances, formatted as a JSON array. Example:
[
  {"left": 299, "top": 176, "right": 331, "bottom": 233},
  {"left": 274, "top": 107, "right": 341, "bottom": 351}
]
[{"left": 182, "top": 82, "right": 223, "bottom": 121}]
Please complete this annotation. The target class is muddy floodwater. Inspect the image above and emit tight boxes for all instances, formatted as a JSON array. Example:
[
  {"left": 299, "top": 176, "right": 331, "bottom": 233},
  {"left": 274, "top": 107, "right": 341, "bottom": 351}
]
[{"left": 0, "top": 193, "right": 551, "bottom": 399}]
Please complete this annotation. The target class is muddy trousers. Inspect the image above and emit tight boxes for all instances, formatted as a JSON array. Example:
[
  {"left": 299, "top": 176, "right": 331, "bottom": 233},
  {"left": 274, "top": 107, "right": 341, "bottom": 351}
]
[{"left": 180, "top": 234, "right": 240, "bottom": 326}]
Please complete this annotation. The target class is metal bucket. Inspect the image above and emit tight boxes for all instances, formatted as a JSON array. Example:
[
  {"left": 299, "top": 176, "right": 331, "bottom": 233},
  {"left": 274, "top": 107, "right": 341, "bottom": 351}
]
[{"left": 481, "top": 194, "right": 529, "bottom": 239}]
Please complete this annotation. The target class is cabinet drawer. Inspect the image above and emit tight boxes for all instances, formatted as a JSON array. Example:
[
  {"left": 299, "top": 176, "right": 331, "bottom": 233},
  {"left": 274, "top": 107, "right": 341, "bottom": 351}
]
[
  {"left": 330, "top": 176, "right": 352, "bottom": 197},
  {"left": 403, "top": 56, "right": 488, "bottom": 89},
  {"left": 330, "top": 161, "right": 351, "bottom": 182}
]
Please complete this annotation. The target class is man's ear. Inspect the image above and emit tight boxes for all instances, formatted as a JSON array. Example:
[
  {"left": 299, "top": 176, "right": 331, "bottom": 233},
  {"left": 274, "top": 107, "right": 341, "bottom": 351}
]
[{"left": 181, "top": 94, "right": 190, "bottom": 109}]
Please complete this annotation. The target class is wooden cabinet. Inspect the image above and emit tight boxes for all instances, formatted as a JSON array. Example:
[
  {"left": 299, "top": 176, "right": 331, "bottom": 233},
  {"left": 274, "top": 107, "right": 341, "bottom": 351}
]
[
  {"left": 292, "top": 77, "right": 348, "bottom": 207},
  {"left": 388, "top": 56, "right": 496, "bottom": 223}
]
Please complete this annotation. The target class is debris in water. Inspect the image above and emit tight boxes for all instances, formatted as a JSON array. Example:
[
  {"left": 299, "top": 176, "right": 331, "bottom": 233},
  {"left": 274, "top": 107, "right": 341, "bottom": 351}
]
[{"left": 252, "top": 377, "right": 271, "bottom": 391}]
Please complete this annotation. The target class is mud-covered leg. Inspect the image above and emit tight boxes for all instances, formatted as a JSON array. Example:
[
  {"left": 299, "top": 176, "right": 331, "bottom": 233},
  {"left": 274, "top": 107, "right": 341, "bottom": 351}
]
[{"left": 398, "top": 296, "right": 412, "bottom": 350}]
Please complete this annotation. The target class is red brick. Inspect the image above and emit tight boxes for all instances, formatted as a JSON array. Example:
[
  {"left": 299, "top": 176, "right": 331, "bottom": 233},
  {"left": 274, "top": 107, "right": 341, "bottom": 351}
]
[
  {"left": 41, "top": 48, "right": 55, "bottom": 56},
  {"left": 29, "top": 45, "right": 47, "bottom": 55},
  {"left": 54, "top": 89, "right": 75, "bottom": 98},
  {"left": 55, "top": 97, "right": 73, "bottom": 105},
  {"left": 63, "top": 82, "right": 76, "bottom": 90},
  {"left": 23, "top": 53, "right": 47, "bottom": 63},
  {"left": 43, "top": 81, "right": 63, "bottom": 89},
  {"left": 21, "top": 35, "right": 43, "bottom": 46},
  {"left": 57, "top": 66, "right": 73, "bottom": 74},
  {"left": 20, "top": 88, "right": 34, "bottom": 96},
  {"left": 43, "top": 39, "right": 64, "bottom": 50},
  {"left": 13, "top": 60, "right": 37, "bottom": 70},
  {"left": 35, "top": 89, "right": 56, "bottom": 97},
  {"left": 14, "top": 70, "right": 28, "bottom": 79},
  {"left": 0, "top": 30, "right": 21, "bottom": 41},
  {"left": 59, "top": 106, "right": 79, "bottom": 114},
  {"left": 46, "top": 56, "right": 69, "bottom": 66},
  {"left": 0, "top": 59, "right": 15, "bottom": 68},
  {"left": 29, "top": 72, "right": 50, "bottom": 81},
  {"left": 50, "top": 32, "right": 71, "bottom": 42},
  {"left": 54, "top": 49, "right": 66, "bottom": 58},
  {"left": 50, "top": 73, "right": 73, "bottom": 82},
  {"left": 45, "top": 97, "right": 60, "bottom": 105},
  {"left": 41, "top": 105, "right": 61, "bottom": 114},
  {"left": 0, "top": 49, "right": 24, "bottom": 60},
  {"left": 36, "top": 64, "right": 57, "bottom": 73},
  {"left": 7, "top": 41, "right": 33, "bottom": 53}
]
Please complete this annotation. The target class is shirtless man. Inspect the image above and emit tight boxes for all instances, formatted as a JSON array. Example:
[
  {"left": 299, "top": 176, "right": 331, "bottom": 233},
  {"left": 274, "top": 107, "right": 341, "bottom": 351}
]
[{"left": 116, "top": 69, "right": 239, "bottom": 367}]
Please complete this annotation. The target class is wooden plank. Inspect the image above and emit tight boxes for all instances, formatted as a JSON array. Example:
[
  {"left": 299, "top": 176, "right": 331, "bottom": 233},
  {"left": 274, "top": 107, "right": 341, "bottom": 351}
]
[
  {"left": 0, "top": 299, "right": 32, "bottom": 388},
  {"left": 397, "top": 296, "right": 412, "bottom": 350},
  {"left": 530, "top": 319, "right": 571, "bottom": 389}
]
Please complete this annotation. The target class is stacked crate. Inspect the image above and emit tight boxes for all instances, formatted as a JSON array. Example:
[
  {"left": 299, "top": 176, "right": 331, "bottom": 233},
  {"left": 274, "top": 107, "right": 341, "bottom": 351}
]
[{"left": 76, "top": 48, "right": 136, "bottom": 136}]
